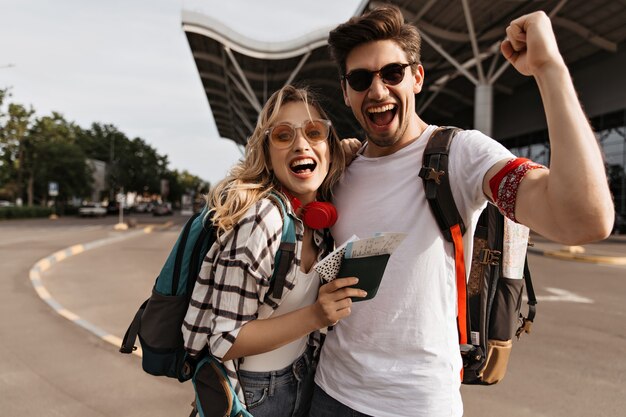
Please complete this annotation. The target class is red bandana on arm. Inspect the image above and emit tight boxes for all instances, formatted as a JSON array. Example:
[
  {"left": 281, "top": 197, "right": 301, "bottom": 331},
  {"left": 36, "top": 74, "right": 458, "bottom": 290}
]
[{"left": 489, "top": 158, "right": 547, "bottom": 222}]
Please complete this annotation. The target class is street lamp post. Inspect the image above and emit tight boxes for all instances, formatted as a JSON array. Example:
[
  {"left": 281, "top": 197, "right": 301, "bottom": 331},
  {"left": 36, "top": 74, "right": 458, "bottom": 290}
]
[{"left": 113, "top": 189, "right": 128, "bottom": 231}]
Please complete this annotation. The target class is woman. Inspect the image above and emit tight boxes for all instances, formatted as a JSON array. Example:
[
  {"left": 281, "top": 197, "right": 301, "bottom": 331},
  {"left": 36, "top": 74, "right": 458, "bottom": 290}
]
[{"left": 182, "top": 85, "right": 366, "bottom": 417}]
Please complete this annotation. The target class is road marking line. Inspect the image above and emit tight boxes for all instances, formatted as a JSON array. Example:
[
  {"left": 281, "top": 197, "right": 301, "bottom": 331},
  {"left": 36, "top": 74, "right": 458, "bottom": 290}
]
[
  {"left": 528, "top": 247, "right": 626, "bottom": 265},
  {"left": 34, "top": 286, "right": 52, "bottom": 300},
  {"left": 524, "top": 287, "right": 594, "bottom": 304},
  {"left": 102, "top": 334, "right": 123, "bottom": 346},
  {"left": 28, "top": 225, "right": 167, "bottom": 358},
  {"left": 38, "top": 259, "right": 51, "bottom": 272},
  {"left": 69, "top": 244, "right": 85, "bottom": 255},
  {"left": 58, "top": 309, "right": 80, "bottom": 321},
  {"left": 538, "top": 287, "right": 594, "bottom": 303}
]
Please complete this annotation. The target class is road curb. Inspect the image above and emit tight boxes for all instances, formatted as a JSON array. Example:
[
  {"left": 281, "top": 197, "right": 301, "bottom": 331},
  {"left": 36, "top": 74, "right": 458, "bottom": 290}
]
[
  {"left": 28, "top": 222, "right": 173, "bottom": 357},
  {"left": 528, "top": 246, "right": 626, "bottom": 265}
]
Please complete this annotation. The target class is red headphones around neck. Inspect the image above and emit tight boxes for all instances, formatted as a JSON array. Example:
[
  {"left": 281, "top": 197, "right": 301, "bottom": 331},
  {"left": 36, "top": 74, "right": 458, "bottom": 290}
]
[{"left": 282, "top": 190, "right": 338, "bottom": 230}]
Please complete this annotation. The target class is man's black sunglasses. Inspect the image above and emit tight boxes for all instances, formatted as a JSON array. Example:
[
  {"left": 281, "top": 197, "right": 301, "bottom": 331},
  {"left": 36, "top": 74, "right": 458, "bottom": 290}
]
[{"left": 343, "top": 62, "right": 415, "bottom": 92}]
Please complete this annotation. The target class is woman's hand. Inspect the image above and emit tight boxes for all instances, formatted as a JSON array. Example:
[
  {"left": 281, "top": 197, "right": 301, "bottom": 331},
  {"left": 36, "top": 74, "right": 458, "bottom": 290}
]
[
  {"left": 341, "top": 138, "right": 362, "bottom": 166},
  {"left": 312, "top": 277, "right": 367, "bottom": 327},
  {"left": 221, "top": 277, "right": 366, "bottom": 360}
]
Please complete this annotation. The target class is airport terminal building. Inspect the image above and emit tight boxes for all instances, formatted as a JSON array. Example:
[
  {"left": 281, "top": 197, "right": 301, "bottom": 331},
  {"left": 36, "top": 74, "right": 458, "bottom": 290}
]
[{"left": 181, "top": 0, "right": 626, "bottom": 220}]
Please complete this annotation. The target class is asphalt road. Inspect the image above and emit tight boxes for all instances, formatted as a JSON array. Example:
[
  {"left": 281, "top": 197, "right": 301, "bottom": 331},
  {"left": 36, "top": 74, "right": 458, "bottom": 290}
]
[
  {"left": 0, "top": 214, "right": 191, "bottom": 417},
  {"left": 1, "top": 215, "right": 624, "bottom": 417},
  {"left": 462, "top": 253, "right": 626, "bottom": 417}
]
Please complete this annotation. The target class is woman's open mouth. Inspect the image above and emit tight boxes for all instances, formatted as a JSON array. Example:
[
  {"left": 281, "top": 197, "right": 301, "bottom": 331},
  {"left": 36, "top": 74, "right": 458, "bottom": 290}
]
[{"left": 290, "top": 158, "right": 317, "bottom": 175}]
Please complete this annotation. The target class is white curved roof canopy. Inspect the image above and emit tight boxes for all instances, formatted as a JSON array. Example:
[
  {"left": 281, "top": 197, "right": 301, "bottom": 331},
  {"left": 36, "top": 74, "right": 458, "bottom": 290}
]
[
  {"left": 181, "top": 2, "right": 369, "bottom": 146},
  {"left": 182, "top": 10, "right": 334, "bottom": 60},
  {"left": 182, "top": 0, "right": 626, "bottom": 148}
]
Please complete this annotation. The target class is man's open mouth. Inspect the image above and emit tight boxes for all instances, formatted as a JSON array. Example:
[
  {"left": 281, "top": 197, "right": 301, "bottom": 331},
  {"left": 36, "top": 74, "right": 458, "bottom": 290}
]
[
  {"left": 367, "top": 104, "right": 397, "bottom": 126},
  {"left": 290, "top": 158, "right": 317, "bottom": 174}
]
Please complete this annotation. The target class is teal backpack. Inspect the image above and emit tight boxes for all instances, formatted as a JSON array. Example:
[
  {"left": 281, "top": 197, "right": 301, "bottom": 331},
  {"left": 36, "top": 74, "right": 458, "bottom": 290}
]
[{"left": 120, "top": 195, "right": 297, "bottom": 417}]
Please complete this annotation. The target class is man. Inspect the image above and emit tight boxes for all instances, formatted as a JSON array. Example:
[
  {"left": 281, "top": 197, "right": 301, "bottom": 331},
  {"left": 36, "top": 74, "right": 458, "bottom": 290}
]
[{"left": 310, "top": 5, "right": 613, "bottom": 417}]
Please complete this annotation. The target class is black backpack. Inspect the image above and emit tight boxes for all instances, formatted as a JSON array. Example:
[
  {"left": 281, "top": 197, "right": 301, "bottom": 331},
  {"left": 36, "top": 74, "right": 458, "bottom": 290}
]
[{"left": 419, "top": 127, "right": 537, "bottom": 385}]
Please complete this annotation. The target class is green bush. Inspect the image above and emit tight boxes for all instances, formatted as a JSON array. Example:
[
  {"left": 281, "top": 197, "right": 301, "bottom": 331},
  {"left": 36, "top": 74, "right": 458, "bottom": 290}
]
[{"left": 0, "top": 206, "right": 54, "bottom": 220}]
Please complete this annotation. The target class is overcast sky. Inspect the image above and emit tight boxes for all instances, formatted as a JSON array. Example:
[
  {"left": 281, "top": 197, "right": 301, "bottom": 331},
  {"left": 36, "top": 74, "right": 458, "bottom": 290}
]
[{"left": 0, "top": 0, "right": 362, "bottom": 184}]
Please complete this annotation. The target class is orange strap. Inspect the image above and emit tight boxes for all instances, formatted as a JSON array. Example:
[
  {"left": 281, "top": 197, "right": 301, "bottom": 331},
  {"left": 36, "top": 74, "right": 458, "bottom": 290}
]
[
  {"left": 450, "top": 224, "right": 468, "bottom": 382},
  {"left": 450, "top": 224, "right": 468, "bottom": 345}
]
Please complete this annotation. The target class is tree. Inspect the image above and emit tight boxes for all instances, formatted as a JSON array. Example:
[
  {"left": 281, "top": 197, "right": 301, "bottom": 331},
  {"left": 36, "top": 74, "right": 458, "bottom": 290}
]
[
  {"left": 76, "top": 125, "right": 170, "bottom": 197},
  {"left": 165, "top": 169, "right": 210, "bottom": 206},
  {"left": 1, "top": 92, "right": 210, "bottom": 208},
  {"left": 75, "top": 122, "right": 118, "bottom": 162},
  {"left": 25, "top": 113, "right": 92, "bottom": 205},
  {"left": 76, "top": 123, "right": 129, "bottom": 199},
  {"left": 115, "top": 137, "right": 168, "bottom": 194},
  {"left": 0, "top": 94, "right": 35, "bottom": 201},
  {"left": 0, "top": 89, "right": 13, "bottom": 199}
]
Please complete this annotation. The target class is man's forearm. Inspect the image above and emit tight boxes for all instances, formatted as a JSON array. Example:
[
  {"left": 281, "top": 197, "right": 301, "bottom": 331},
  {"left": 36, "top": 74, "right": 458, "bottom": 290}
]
[{"left": 522, "top": 63, "right": 613, "bottom": 242}]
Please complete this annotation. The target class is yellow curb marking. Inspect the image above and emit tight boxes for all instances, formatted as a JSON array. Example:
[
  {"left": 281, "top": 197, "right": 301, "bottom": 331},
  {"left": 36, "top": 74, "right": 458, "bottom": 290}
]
[
  {"left": 102, "top": 334, "right": 123, "bottom": 347},
  {"left": 54, "top": 251, "right": 67, "bottom": 262},
  {"left": 29, "top": 225, "right": 161, "bottom": 357},
  {"left": 58, "top": 309, "right": 80, "bottom": 321},
  {"left": 102, "top": 334, "right": 142, "bottom": 357},
  {"left": 38, "top": 259, "right": 51, "bottom": 272},
  {"left": 542, "top": 250, "right": 626, "bottom": 265},
  {"left": 34, "top": 286, "right": 52, "bottom": 300},
  {"left": 69, "top": 244, "right": 85, "bottom": 255}
]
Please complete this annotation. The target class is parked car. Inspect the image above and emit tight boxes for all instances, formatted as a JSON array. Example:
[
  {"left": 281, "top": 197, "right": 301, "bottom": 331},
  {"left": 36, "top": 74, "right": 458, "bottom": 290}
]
[
  {"left": 133, "top": 202, "right": 149, "bottom": 213},
  {"left": 152, "top": 203, "right": 173, "bottom": 216},
  {"left": 106, "top": 202, "right": 130, "bottom": 215},
  {"left": 78, "top": 203, "right": 107, "bottom": 217}
]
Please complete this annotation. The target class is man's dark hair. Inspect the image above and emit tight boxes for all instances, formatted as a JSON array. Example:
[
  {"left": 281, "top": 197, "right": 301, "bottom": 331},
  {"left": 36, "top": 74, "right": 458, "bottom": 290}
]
[{"left": 327, "top": 4, "right": 421, "bottom": 78}]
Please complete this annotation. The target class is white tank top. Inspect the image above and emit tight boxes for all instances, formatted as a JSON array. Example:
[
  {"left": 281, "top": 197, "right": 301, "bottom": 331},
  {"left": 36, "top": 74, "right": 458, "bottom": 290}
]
[{"left": 239, "top": 267, "right": 320, "bottom": 372}]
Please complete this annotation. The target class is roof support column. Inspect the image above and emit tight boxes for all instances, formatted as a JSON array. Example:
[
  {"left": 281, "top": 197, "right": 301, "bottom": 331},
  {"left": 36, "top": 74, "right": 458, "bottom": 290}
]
[
  {"left": 461, "top": 0, "right": 485, "bottom": 82},
  {"left": 224, "top": 46, "right": 262, "bottom": 112},
  {"left": 474, "top": 82, "right": 493, "bottom": 136},
  {"left": 284, "top": 51, "right": 311, "bottom": 87},
  {"left": 420, "top": 30, "right": 479, "bottom": 85}
]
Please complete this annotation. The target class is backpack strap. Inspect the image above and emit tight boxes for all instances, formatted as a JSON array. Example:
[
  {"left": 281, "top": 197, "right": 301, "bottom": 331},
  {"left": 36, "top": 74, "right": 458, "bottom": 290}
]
[
  {"left": 516, "top": 256, "right": 537, "bottom": 338},
  {"left": 418, "top": 127, "right": 471, "bottom": 371},
  {"left": 268, "top": 192, "right": 297, "bottom": 299},
  {"left": 119, "top": 299, "right": 148, "bottom": 353},
  {"left": 418, "top": 127, "right": 466, "bottom": 240}
]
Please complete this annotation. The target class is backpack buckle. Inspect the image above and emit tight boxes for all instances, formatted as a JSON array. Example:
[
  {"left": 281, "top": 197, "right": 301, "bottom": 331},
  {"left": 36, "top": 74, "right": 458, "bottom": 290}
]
[
  {"left": 479, "top": 249, "right": 501, "bottom": 266},
  {"left": 516, "top": 318, "right": 533, "bottom": 339},
  {"left": 419, "top": 167, "right": 445, "bottom": 185},
  {"left": 460, "top": 344, "right": 483, "bottom": 366},
  {"left": 119, "top": 345, "right": 137, "bottom": 354}
]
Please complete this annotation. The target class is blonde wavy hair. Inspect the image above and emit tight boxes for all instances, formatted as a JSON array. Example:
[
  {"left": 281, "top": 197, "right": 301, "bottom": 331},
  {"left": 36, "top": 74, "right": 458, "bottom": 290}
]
[{"left": 209, "top": 85, "right": 345, "bottom": 236}]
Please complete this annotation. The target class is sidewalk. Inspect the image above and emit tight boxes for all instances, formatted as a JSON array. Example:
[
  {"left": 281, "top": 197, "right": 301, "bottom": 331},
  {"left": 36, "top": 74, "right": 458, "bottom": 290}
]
[{"left": 529, "top": 232, "right": 626, "bottom": 265}]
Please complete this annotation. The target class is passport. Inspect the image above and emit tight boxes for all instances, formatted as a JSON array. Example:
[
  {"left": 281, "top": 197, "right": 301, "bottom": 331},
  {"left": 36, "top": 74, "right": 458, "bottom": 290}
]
[{"left": 337, "top": 254, "right": 391, "bottom": 302}]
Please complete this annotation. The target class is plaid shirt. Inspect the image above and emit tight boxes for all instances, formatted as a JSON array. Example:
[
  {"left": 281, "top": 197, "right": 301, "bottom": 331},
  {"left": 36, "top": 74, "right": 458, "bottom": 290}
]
[{"left": 182, "top": 197, "right": 328, "bottom": 404}]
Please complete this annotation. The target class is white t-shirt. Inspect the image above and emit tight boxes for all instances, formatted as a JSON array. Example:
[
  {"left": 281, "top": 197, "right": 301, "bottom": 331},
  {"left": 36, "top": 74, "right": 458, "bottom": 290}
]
[{"left": 315, "top": 126, "right": 514, "bottom": 417}]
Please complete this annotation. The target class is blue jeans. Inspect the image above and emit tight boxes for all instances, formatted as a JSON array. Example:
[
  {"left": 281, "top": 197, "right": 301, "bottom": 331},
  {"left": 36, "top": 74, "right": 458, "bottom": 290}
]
[
  {"left": 238, "top": 348, "right": 315, "bottom": 417},
  {"left": 309, "top": 384, "right": 374, "bottom": 417}
]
